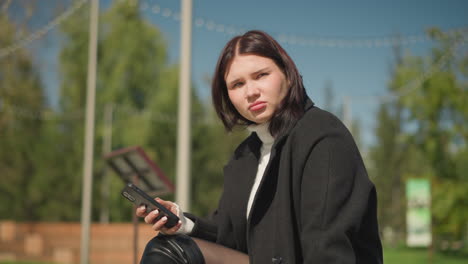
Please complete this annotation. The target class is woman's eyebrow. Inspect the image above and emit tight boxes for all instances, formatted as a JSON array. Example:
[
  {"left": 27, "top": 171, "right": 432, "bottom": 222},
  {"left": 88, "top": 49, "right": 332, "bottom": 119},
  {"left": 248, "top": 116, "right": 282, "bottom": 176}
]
[
  {"left": 251, "top": 67, "right": 270, "bottom": 75},
  {"left": 227, "top": 67, "right": 271, "bottom": 87}
]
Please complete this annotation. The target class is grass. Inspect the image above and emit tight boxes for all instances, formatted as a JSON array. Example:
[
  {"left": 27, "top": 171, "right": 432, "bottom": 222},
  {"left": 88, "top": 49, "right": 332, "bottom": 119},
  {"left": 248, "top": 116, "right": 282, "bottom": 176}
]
[{"left": 384, "top": 247, "right": 468, "bottom": 264}]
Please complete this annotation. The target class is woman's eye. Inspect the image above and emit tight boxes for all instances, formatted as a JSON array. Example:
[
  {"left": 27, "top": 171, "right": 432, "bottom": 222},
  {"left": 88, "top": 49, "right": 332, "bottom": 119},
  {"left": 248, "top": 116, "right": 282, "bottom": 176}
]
[
  {"left": 231, "top": 82, "right": 243, "bottom": 89},
  {"left": 256, "top": 72, "right": 269, "bottom": 79}
]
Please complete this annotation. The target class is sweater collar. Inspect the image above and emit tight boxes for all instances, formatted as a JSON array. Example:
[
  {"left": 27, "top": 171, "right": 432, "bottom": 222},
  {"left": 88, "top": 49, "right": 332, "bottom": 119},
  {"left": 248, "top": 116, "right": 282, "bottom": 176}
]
[
  {"left": 247, "top": 122, "right": 275, "bottom": 146},
  {"left": 244, "top": 96, "right": 315, "bottom": 154}
]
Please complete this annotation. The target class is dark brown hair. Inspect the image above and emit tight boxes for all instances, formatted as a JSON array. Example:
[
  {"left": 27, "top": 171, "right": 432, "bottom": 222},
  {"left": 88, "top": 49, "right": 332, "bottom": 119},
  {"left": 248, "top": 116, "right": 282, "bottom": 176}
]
[{"left": 211, "top": 30, "right": 307, "bottom": 137}]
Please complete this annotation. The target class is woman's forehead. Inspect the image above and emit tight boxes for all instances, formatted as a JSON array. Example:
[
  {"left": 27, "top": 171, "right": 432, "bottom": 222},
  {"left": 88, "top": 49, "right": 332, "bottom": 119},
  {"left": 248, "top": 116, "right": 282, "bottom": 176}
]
[{"left": 224, "top": 54, "right": 276, "bottom": 80}]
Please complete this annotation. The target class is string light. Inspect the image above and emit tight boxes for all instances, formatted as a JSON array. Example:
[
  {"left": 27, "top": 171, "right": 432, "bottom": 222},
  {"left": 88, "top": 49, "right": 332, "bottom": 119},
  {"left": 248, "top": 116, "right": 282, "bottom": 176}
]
[
  {"left": 346, "top": 35, "right": 467, "bottom": 104},
  {"left": 3, "top": 34, "right": 466, "bottom": 121},
  {"left": 3, "top": 35, "right": 463, "bottom": 123},
  {"left": 140, "top": 1, "right": 468, "bottom": 48},
  {"left": 2, "top": 0, "right": 466, "bottom": 121},
  {"left": 0, "top": 0, "right": 89, "bottom": 59},
  {"left": 2, "top": 0, "right": 466, "bottom": 59}
]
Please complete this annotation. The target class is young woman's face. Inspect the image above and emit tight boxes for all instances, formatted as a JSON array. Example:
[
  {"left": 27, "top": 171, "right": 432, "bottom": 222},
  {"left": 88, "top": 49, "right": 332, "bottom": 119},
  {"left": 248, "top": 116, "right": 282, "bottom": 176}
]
[{"left": 225, "top": 54, "right": 289, "bottom": 124}]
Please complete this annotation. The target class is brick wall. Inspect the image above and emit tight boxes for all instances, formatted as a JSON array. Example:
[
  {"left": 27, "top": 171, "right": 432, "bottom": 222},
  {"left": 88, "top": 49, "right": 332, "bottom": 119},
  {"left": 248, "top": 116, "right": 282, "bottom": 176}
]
[{"left": 0, "top": 221, "right": 157, "bottom": 264}]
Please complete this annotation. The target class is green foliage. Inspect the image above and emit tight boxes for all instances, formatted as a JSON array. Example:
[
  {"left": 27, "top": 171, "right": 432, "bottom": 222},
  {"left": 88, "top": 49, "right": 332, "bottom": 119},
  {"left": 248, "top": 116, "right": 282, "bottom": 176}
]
[
  {"left": 370, "top": 101, "right": 405, "bottom": 243},
  {"left": 0, "top": 14, "right": 49, "bottom": 220},
  {"left": 372, "top": 27, "right": 468, "bottom": 246},
  {"left": 321, "top": 81, "right": 363, "bottom": 149},
  {"left": 191, "top": 110, "right": 247, "bottom": 216},
  {"left": 53, "top": 0, "right": 244, "bottom": 222},
  {"left": 0, "top": 0, "right": 245, "bottom": 223}
]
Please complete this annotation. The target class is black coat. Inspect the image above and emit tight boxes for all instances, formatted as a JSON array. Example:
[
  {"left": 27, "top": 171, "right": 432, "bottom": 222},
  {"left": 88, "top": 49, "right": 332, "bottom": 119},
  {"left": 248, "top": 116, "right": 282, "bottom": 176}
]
[{"left": 186, "top": 99, "right": 383, "bottom": 264}]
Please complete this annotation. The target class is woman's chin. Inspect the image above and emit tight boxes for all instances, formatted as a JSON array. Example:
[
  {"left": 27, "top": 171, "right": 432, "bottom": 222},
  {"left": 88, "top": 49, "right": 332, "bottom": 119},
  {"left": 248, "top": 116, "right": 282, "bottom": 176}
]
[{"left": 251, "top": 117, "right": 270, "bottom": 124}]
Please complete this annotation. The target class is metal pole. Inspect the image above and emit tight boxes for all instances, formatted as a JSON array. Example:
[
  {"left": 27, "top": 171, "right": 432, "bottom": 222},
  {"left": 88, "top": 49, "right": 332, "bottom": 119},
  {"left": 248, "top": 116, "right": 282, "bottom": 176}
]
[
  {"left": 80, "top": 0, "right": 99, "bottom": 263},
  {"left": 132, "top": 175, "right": 140, "bottom": 264},
  {"left": 175, "top": 0, "right": 193, "bottom": 211},
  {"left": 100, "top": 103, "right": 113, "bottom": 223}
]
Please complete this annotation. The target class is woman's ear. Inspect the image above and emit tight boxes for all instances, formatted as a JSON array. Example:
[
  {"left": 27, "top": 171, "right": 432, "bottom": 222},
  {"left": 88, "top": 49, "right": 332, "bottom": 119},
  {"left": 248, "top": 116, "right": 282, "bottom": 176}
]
[{"left": 287, "top": 78, "right": 292, "bottom": 89}]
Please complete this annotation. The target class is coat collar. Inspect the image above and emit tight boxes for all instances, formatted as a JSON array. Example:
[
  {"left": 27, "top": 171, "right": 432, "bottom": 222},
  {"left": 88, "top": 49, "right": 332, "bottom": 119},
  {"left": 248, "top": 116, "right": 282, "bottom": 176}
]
[{"left": 238, "top": 96, "right": 315, "bottom": 158}]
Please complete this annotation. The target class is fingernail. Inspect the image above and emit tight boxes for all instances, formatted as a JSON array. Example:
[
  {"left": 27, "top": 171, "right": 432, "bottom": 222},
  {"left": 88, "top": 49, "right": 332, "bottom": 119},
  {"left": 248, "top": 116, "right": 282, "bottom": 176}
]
[
  {"left": 161, "top": 216, "right": 167, "bottom": 222},
  {"left": 178, "top": 220, "right": 182, "bottom": 224},
  {"left": 153, "top": 209, "right": 159, "bottom": 215}
]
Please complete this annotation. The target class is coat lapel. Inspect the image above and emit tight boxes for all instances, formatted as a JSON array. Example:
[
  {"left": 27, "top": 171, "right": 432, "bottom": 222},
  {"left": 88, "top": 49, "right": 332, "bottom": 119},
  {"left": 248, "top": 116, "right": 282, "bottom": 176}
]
[
  {"left": 246, "top": 98, "right": 315, "bottom": 244},
  {"left": 223, "top": 134, "right": 260, "bottom": 252},
  {"left": 247, "top": 138, "right": 284, "bottom": 226}
]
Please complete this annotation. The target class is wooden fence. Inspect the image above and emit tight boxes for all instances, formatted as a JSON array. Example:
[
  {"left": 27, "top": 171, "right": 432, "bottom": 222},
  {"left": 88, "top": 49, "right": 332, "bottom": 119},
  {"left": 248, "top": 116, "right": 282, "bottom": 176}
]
[{"left": 0, "top": 221, "right": 157, "bottom": 264}]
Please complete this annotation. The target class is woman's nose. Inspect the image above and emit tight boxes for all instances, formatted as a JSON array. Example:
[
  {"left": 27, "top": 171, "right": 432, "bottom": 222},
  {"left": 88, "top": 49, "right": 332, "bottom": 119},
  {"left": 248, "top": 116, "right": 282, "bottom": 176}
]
[{"left": 245, "top": 82, "right": 260, "bottom": 99}]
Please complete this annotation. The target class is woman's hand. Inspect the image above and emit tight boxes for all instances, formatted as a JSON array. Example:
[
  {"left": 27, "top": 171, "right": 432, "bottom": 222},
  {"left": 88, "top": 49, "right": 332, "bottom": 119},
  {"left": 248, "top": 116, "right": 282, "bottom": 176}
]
[{"left": 136, "top": 197, "right": 183, "bottom": 235}]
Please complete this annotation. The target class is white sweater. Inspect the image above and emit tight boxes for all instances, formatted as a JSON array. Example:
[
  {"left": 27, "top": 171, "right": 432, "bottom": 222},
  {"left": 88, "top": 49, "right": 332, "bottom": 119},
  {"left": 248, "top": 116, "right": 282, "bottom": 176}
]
[{"left": 246, "top": 122, "right": 274, "bottom": 218}]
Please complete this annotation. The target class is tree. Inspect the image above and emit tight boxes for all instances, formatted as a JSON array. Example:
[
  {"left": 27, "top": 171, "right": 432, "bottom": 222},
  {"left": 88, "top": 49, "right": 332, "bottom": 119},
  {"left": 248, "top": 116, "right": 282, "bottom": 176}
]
[
  {"left": 56, "top": 0, "right": 175, "bottom": 221},
  {"left": 0, "top": 13, "right": 49, "bottom": 220},
  {"left": 369, "top": 41, "right": 408, "bottom": 245},
  {"left": 191, "top": 108, "right": 247, "bottom": 216},
  {"left": 370, "top": 101, "right": 432, "bottom": 246},
  {"left": 57, "top": 0, "right": 245, "bottom": 221},
  {"left": 322, "top": 79, "right": 336, "bottom": 114},
  {"left": 144, "top": 64, "right": 247, "bottom": 217},
  {"left": 379, "top": 27, "right": 468, "bottom": 247},
  {"left": 321, "top": 81, "right": 363, "bottom": 149},
  {"left": 1, "top": 0, "right": 249, "bottom": 222}
]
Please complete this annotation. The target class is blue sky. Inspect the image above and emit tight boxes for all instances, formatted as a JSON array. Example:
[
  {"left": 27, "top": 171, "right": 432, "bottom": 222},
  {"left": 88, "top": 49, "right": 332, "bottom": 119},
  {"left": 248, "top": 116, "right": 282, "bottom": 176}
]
[{"left": 9, "top": 0, "right": 468, "bottom": 149}]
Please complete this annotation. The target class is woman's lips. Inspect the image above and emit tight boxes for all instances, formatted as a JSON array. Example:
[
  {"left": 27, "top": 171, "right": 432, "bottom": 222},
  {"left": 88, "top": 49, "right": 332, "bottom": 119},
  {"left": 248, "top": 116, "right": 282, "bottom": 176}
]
[{"left": 249, "top": 101, "right": 267, "bottom": 111}]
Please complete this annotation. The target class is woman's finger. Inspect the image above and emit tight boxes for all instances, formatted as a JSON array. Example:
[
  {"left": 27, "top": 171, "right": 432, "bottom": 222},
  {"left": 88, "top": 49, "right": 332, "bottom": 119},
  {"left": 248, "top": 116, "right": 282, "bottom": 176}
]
[
  {"left": 144, "top": 209, "right": 160, "bottom": 225},
  {"left": 163, "top": 220, "right": 183, "bottom": 235},
  {"left": 155, "top": 198, "right": 173, "bottom": 209},
  {"left": 152, "top": 216, "right": 168, "bottom": 231},
  {"left": 136, "top": 205, "right": 148, "bottom": 217},
  {"left": 155, "top": 198, "right": 180, "bottom": 216}
]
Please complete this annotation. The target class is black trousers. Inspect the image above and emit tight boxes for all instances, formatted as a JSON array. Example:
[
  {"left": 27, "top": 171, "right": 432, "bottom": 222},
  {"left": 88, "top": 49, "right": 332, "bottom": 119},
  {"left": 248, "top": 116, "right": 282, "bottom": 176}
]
[{"left": 140, "top": 234, "right": 205, "bottom": 264}]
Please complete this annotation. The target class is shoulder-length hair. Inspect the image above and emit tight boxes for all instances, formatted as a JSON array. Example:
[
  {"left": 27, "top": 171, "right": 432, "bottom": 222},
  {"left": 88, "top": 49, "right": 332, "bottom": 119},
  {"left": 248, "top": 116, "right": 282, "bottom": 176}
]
[{"left": 212, "top": 30, "right": 307, "bottom": 137}]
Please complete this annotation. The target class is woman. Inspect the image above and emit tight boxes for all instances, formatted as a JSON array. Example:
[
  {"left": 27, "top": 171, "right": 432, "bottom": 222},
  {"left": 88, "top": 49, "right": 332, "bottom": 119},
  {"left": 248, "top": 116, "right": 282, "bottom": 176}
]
[{"left": 137, "top": 30, "right": 383, "bottom": 264}]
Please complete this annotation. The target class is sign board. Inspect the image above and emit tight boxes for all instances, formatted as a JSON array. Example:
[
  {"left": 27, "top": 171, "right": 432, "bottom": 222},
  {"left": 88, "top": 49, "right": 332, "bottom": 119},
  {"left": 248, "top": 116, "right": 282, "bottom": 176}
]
[
  {"left": 104, "top": 146, "right": 174, "bottom": 196},
  {"left": 406, "top": 178, "right": 431, "bottom": 247}
]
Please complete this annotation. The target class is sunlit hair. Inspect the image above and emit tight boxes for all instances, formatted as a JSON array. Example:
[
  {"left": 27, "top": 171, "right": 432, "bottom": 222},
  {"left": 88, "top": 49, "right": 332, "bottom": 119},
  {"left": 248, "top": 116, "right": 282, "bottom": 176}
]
[{"left": 211, "top": 30, "right": 307, "bottom": 137}]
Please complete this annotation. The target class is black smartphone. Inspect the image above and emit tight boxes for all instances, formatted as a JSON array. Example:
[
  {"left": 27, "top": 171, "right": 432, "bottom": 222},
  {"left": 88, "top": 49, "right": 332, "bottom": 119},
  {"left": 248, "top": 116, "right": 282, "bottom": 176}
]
[{"left": 121, "top": 183, "right": 180, "bottom": 228}]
